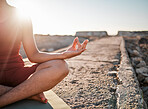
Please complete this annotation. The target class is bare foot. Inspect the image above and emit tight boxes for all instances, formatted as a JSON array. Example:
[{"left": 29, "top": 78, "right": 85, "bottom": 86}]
[{"left": 28, "top": 92, "right": 48, "bottom": 103}]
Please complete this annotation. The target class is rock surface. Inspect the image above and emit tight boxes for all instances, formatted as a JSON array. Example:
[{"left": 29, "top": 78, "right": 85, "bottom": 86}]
[
  {"left": 115, "top": 37, "right": 147, "bottom": 109},
  {"left": 125, "top": 36, "right": 148, "bottom": 107}
]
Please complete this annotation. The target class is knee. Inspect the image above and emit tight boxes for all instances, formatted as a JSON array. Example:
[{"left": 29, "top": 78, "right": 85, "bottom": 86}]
[
  {"left": 54, "top": 60, "right": 69, "bottom": 76},
  {"left": 36, "top": 60, "right": 69, "bottom": 76}
]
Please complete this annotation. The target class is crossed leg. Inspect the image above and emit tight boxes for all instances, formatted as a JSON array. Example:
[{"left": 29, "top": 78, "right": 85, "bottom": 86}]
[{"left": 0, "top": 59, "right": 69, "bottom": 107}]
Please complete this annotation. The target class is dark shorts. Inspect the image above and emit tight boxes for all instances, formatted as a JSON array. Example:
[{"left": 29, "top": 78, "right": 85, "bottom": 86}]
[{"left": 0, "top": 64, "right": 40, "bottom": 87}]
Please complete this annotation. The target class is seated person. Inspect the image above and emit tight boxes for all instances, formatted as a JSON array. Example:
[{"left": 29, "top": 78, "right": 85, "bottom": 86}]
[{"left": 0, "top": 0, "right": 88, "bottom": 107}]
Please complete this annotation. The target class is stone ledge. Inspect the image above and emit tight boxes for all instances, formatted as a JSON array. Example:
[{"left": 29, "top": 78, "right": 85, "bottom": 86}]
[
  {"left": 44, "top": 90, "right": 70, "bottom": 109},
  {"left": 116, "top": 37, "right": 147, "bottom": 108}
]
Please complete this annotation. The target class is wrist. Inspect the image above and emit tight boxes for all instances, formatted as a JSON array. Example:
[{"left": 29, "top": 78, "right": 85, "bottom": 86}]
[{"left": 60, "top": 52, "right": 67, "bottom": 59}]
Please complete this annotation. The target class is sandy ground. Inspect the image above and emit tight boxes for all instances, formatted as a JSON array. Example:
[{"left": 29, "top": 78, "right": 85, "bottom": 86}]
[{"left": 51, "top": 37, "right": 122, "bottom": 108}]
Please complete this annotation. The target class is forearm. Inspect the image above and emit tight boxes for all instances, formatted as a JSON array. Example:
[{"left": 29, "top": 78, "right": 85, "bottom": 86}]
[
  {"left": 29, "top": 51, "right": 65, "bottom": 63},
  {"left": 0, "top": 85, "right": 12, "bottom": 96}
]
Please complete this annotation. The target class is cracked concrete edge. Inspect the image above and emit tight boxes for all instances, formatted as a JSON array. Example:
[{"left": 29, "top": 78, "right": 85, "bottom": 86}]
[
  {"left": 44, "top": 90, "right": 70, "bottom": 109},
  {"left": 116, "top": 37, "right": 147, "bottom": 109}
]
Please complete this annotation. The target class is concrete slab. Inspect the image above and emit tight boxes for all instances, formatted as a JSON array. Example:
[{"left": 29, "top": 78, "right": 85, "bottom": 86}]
[{"left": 44, "top": 90, "right": 70, "bottom": 109}]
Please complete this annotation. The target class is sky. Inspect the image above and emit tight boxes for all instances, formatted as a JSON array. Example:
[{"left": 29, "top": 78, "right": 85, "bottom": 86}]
[{"left": 7, "top": 0, "right": 148, "bottom": 35}]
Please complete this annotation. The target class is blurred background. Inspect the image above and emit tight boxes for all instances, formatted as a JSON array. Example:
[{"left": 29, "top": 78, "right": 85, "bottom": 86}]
[{"left": 7, "top": 0, "right": 148, "bottom": 35}]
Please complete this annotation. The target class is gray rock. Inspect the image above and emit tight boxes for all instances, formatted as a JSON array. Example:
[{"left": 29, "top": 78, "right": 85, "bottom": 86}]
[
  {"left": 132, "top": 57, "right": 143, "bottom": 62},
  {"left": 131, "top": 57, "right": 141, "bottom": 66},
  {"left": 137, "top": 73, "right": 146, "bottom": 82},
  {"left": 141, "top": 86, "right": 148, "bottom": 93},
  {"left": 131, "top": 57, "right": 143, "bottom": 67},
  {"left": 136, "top": 67, "right": 148, "bottom": 75},
  {"left": 143, "top": 100, "right": 148, "bottom": 109},
  {"left": 128, "top": 49, "right": 141, "bottom": 57},
  {"left": 135, "top": 46, "right": 141, "bottom": 52},
  {"left": 132, "top": 50, "right": 140, "bottom": 57},
  {"left": 144, "top": 90, "right": 148, "bottom": 96},
  {"left": 127, "top": 48, "right": 133, "bottom": 54},
  {"left": 136, "top": 61, "right": 146, "bottom": 68},
  {"left": 143, "top": 77, "right": 148, "bottom": 84}
]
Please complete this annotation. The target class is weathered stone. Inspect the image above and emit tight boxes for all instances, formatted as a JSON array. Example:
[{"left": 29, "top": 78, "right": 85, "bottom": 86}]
[
  {"left": 124, "top": 37, "right": 148, "bottom": 108},
  {"left": 143, "top": 100, "right": 148, "bottom": 109},
  {"left": 146, "top": 57, "right": 148, "bottom": 64},
  {"left": 127, "top": 48, "right": 134, "bottom": 54},
  {"left": 144, "top": 90, "right": 148, "bottom": 96},
  {"left": 135, "top": 46, "right": 141, "bottom": 52},
  {"left": 127, "top": 49, "right": 141, "bottom": 57},
  {"left": 137, "top": 73, "right": 146, "bottom": 82},
  {"left": 139, "top": 38, "right": 148, "bottom": 44},
  {"left": 117, "top": 38, "right": 146, "bottom": 109},
  {"left": 143, "top": 77, "right": 148, "bottom": 84},
  {"left": 132, "top": 50, "right": 141, "bottom": 57},
  {"left": 136, "top": 61, "right": 146, "bottom": 68},
  {"left": 136, "top": 67, "right": 148, "bottom": 75},
  {"left": 108, "top": 71, "right": 118, "bottom": 76},
  {"left": 132, "top": 57, "right": 142, "bottom": 62},
  {"left": 141, "top": 86, "right": 148, "bottom": 93},
  {"left": 131, "top": 57, "right": 141, "bottom": 66}
]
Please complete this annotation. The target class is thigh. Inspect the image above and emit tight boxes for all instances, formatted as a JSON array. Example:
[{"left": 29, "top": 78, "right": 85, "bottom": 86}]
[{"left": 5, "top": 64, "right": 40, "bottom": 87}]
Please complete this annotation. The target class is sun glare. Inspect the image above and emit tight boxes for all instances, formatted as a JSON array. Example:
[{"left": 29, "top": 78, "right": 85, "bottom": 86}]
[
  {"left": 8, "top": 0, "right": 37, "bottom": 19},
  {"left": 15, "top": 1, "right": 33, "bottom": 18}
]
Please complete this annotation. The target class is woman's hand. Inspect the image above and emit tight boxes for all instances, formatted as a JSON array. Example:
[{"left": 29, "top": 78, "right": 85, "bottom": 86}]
[{"left": 62, "top": 37, "right": 89, "bottom": 59}]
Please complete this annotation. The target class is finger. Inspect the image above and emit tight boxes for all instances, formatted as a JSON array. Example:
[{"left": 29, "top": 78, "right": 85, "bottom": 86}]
[
  {"left": 72, "top": 37, "right": 78, "bottom": 48},
  {"left": 77, "top": 37, "right": 81, "bottom": 48},
  {"left": 81, "top": 39, "right": 89, "bottom": 49}
]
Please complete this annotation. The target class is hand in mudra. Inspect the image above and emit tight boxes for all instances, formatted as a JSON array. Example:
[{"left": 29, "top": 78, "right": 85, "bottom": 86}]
[{"left": 63, "top": 37, "right": 89, "bottom": 59}]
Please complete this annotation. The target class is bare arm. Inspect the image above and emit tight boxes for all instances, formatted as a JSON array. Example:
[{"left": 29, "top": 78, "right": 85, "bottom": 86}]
[
  {"left": 22, "top": 18, "right": 64, "bottom": 63},
  {"left": 22, "top": 18, "right": 88, "bottom": 63},
  {"left": 0, "top": 85, "right": 12, "bottom": 96}
]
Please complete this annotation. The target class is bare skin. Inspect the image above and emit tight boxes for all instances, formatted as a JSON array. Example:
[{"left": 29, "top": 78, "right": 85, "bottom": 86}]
[{"left": 0, "top": 0, "right": 88, "bottom": 107}]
